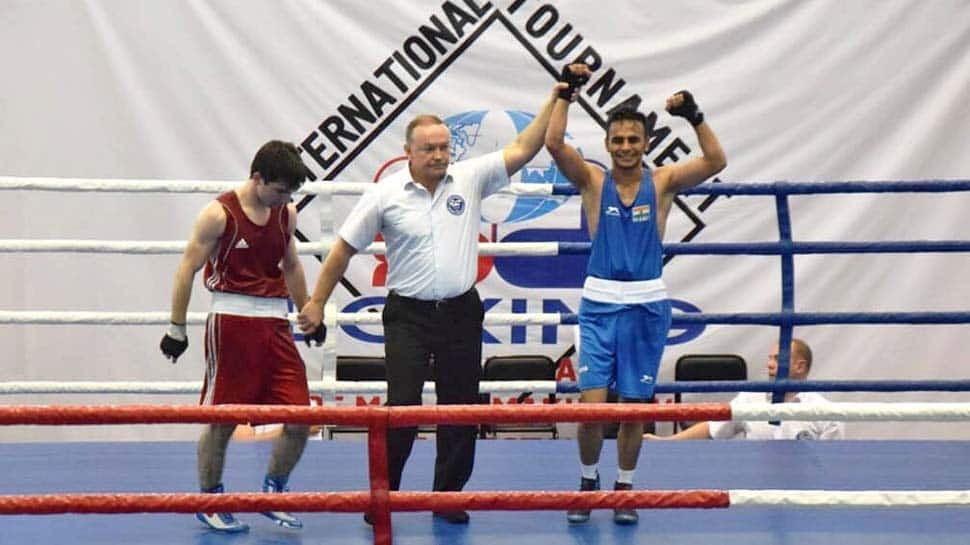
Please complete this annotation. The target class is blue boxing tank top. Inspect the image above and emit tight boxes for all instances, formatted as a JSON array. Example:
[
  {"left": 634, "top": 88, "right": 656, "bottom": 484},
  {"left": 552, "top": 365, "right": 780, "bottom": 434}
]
[{"left": 586, "top": 170, "right": 663, "bottom": 281}]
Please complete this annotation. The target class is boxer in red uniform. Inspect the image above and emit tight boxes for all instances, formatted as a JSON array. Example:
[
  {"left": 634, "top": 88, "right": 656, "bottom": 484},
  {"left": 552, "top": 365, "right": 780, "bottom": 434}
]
[{"left": 160, "top": 140, "right": 325, "bottom": 533}]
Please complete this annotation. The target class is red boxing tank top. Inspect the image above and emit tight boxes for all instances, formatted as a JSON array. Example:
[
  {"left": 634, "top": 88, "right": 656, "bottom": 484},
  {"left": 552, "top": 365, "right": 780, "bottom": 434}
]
[{"left": 203, "top": 191, "right": 290, "bottom": 298}]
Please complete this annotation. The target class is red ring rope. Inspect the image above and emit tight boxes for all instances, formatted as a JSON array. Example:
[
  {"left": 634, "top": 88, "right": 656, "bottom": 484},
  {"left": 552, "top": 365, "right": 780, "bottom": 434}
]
[
  {"left": 0, "top": 403, "right": 732, "bottom": 426},
  {"left": 0, "top": 490, "right": 728, "bottom": 515}
]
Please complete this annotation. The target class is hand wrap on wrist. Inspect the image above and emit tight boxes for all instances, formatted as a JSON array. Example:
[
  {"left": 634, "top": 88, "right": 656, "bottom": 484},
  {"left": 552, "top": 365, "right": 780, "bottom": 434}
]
[
  {"left": 558, "top": 65, "right": 590, "bottom": 100},
  {"left": 160, "top": 322, "right": 188, "bottom": 363},
  {"left": 304, "top": 323, "right": 327, "bottom": 347},
  {"left": 668, "top": 89, "right": 705, "bottom": 127}
]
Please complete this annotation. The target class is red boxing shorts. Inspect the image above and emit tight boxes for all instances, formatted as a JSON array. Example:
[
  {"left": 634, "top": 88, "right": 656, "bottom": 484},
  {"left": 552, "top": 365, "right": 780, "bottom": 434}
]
[{"left": 201, "top": 313, "right": 310, "bottom": 407}]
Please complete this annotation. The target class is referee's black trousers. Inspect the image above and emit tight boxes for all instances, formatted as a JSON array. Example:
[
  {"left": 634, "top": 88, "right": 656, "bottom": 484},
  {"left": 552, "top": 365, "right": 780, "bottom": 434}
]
[{"left": 382, "top": 288, "right": 484, "bottom": 492}]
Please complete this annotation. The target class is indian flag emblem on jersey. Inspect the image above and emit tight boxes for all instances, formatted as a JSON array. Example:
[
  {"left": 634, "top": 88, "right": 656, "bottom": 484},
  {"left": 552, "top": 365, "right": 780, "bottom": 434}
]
[{"left": 632, "top": 204, "right": 651, "bottom": 223}]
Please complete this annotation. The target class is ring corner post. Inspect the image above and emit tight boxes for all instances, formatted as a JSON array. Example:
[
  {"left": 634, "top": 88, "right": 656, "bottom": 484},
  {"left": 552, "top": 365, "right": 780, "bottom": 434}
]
[
  {"left": 367, "top": 406, "right": 393, "bottom": 545},
  {"left": 773, "top": 193, "right": 795, "bottom": 407}
]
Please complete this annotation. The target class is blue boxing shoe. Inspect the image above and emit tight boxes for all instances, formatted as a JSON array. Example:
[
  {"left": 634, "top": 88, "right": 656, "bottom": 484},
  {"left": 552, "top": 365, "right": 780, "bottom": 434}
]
[
  {"left": 196, "top": 484, "right": 249, "bottom": 533},
  {"left": 261, "top": 475, "right": 303, "bottom": 529}
]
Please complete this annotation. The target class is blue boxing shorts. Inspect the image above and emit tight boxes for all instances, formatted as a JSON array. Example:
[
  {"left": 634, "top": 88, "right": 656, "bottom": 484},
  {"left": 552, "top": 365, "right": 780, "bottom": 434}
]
[{"left": 577, "top": 297, "right": 672, "bottom": 399}]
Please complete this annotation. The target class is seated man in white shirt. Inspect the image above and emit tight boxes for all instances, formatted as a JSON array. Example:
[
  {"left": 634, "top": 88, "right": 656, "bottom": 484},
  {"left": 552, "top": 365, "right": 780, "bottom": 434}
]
[{"left": 647, "top": 338, "right": 845, "bottom": 440}]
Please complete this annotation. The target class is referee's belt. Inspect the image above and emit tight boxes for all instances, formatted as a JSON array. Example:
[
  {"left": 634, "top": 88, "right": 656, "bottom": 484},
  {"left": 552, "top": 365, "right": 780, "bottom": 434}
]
[{"left": 388, "top": 288, "right": 477, "bottom": 311}]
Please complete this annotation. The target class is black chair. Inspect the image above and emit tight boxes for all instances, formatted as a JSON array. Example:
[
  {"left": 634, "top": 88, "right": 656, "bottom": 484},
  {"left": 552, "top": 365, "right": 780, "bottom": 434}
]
[
  {"left": 479, "top": 355, "right": 558, "bottom": 438},
  {"left": 672, "top": 354, "right": 747, "bottom": 432},
  {"left": 328, "top": 356, "right": 440, "bottom": 439},
  {"left": 335, "top": 356, "right": 387, "bottom": 381}
]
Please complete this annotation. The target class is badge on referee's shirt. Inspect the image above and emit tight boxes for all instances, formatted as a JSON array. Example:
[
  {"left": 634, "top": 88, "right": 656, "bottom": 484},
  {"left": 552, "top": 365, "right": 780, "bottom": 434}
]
[{"left": 447, "top": 195, "right": 466, "bottom": 215}]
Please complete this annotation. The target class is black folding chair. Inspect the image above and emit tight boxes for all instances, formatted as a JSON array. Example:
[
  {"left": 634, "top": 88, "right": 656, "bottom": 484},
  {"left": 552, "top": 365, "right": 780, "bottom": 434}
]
[
  {"left": 672, "top": 354, "right": 747, "bottom": 432},
  {"left": 479, "top": 355, "right": 558, "bottom": 438}
]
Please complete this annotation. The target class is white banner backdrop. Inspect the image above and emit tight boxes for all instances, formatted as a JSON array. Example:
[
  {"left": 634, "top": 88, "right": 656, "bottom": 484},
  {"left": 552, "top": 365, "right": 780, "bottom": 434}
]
[{"left": 1, "top": 1, "right": 968, "bottom": 441}]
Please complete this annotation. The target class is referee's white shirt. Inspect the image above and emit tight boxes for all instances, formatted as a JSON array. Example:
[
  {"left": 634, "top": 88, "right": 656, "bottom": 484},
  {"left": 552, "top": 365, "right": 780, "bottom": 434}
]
[
  {"left": 339, "top": 151, "right": 509, "bottom": 301},
  {"left": 708, "top": 392, "right": 846, "bottom": 440}
]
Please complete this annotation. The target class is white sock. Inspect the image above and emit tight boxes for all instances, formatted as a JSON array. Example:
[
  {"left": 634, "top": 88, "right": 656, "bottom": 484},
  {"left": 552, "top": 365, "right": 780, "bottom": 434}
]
[
  {"left": 616, "top": 469, "right": 635, "bottom": 485},
  {"left": 581, "top": 464, "right": 599, "bottom": 480}
]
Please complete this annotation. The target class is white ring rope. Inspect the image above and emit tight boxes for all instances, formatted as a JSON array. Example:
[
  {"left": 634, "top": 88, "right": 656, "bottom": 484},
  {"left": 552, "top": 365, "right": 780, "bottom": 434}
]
[
  {"left": 729, "top": 490, "right": 970, "bottom": 507},
  {"left": 0, "top": 385, "right": 966, "bottom": 423},
  {"left": 1, "top": 177, "right": 571, "bottom": 410},
  {"left": 11, "top": 178, "right": 970, "bottom": 431},
  {"left": 0, "top": 380, "right": 558, "bottom": 395},
  {"left": 0, "top": 311, "right": 564, "bottom": 326},
  {"left": 732, "top": 403, "right": 970, "bottom": 422},
  {"left": 0, "top": 177, "right": 555, "bottom": 196},
  {"left": 0, "top": 240, "right": 561, "bottom": 256}
]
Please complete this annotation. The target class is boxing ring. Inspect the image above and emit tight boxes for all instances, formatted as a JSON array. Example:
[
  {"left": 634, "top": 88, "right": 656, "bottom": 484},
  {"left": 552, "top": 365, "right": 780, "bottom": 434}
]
[{"left": 2, "top": 177, "right": 970, "bottom": 544}]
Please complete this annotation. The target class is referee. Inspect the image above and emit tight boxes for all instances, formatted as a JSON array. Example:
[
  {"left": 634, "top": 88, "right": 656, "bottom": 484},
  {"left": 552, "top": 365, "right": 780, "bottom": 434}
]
[{"left": 299, "top": 82, "right": 569, "bottom": 524}]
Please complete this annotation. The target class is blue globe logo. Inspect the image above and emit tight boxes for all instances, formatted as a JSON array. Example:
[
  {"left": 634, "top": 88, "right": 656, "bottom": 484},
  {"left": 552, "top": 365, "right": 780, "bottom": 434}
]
[{"left": 444, "top": 110, "right": 580, "bottom": 224}]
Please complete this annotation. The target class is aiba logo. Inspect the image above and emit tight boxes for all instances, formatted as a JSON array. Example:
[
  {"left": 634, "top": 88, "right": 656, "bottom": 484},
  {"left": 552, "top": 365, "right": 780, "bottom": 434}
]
[
  {"left": 446, "top": 194, "right": 466, "bottom": 215},
  {"left": 446, "top": 109, "right": 571, "bottom": 224}
]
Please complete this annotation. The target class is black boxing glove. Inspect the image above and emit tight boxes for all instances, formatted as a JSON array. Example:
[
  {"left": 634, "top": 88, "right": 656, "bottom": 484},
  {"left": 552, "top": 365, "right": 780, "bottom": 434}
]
[
  {"left": 304, "top": 323, "right": 327, "bottom": 347},
  {"left": 160, "top": 322, "right": 188, "bottom": 363},
  {"left": 558, "top": 64, "right": 590, "bottom": 100},
  {"left": 667, "top": 90, "right": 705, "bottom": 127}
]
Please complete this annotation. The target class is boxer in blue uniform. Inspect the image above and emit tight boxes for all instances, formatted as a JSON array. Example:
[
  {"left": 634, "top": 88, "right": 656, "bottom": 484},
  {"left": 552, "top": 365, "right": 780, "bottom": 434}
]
[{"left": 545, "top": 64, "right": 727, "bottom": 525}]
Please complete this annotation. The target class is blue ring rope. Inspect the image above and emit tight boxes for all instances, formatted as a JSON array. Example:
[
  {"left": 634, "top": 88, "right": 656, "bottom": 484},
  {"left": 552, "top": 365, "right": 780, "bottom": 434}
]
[
  {"left": 683, "top": 180, "right": 970, "bottom": 195},
  {"left": 556, "top": 241, "right": 970, "bottom": 255},
  {"left": 553, "top": 312, "right": 970, "bottom": 326},
  {"left": 548, "top": 179, "right": 970, "bottom": 196},
  {"left": 553, "top": 380, "right": 970, "bottom": 395},
  {"left": 547, "top": 179, "right": 970, "bottom": 401}
]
